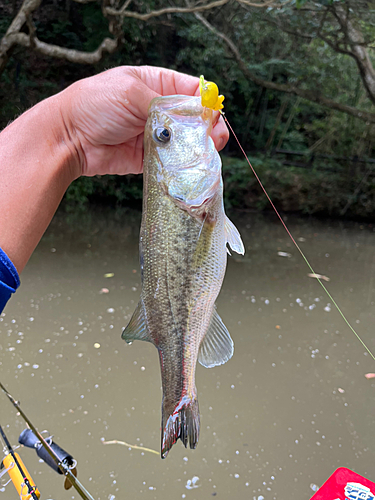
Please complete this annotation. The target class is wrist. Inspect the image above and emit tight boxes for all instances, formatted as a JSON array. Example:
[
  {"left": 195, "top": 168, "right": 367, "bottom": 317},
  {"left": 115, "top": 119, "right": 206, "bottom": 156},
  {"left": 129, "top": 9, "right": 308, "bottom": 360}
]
[
  {"left": 36, "top": 92, "right": 83, "bottom": 182},
  {"left": 53, "top": 87, "right": 86, "bottom": 180}
]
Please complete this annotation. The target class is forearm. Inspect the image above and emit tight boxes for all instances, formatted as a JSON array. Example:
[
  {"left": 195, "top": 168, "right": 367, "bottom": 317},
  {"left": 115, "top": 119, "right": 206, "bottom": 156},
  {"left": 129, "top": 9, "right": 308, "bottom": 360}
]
[{"left": 0, "top": 94, "right": 79, "bottom": 273}]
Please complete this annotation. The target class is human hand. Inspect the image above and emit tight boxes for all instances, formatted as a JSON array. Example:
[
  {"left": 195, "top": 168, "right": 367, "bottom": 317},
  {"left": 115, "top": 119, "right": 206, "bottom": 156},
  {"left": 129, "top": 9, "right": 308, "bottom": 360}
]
[{"left": 59, "top": 66, "right": 229, "bottom": 177}]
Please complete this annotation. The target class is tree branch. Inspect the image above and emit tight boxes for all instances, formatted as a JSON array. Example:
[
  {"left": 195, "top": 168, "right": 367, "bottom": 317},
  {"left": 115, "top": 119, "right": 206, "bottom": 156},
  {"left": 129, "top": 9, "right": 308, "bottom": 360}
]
[
  {"left": 0, "top": 0, "right": 122, "bottom": 76},
  {"left": 105, "top": 0, "right": 231, "bottom": 21},
  {"left": 195, "top": 11, "right": 375, "bottom": 124},
  {"left": 0, "top": 0, "right": 41, "bottom": 73},
  {"left": 2, "top": 0, "right": 276, "bottom": 74},
  {"left": 331, "top": 4, "right": 375, "bottom": 105},
  {"left": 7, "top": 32, "right": 120, "bottom": 64},
  {"left": 318, "top": 32, "right": 354, "bottom": 58},
  {"left": 105, "top": 0, "right": 288, "bottom": 22},
  {"left": 236, "top": 0, "right": 285, "bottom": 8},
  {"left": 1, "top": 0, "right": 289, "bottom": 78}
]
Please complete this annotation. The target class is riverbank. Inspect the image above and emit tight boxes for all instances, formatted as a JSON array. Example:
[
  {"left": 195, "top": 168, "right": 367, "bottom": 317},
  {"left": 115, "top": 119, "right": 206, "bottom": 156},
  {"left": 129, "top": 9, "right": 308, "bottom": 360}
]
[{"left": 62, "top": 154, "right": 375, "bottom": 220}]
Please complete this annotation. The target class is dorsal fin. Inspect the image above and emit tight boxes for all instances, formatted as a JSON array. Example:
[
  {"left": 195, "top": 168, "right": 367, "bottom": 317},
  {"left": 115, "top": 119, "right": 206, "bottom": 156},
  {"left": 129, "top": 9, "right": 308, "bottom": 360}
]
[
  {"left": 225, "top": 216, "right": 245, "bottom": 255},
  {"left": 198, "top": 309, "right": 234, "bottom": 368},
  {"left": 121, "top": 301, "right": 153, "bottom": 344}
]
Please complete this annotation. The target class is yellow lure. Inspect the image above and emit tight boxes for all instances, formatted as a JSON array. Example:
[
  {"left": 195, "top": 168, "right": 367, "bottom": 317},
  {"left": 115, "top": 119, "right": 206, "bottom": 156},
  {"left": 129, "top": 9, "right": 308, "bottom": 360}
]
[{"left": 199, "top": 75, "right": 225, "bottom": 111}]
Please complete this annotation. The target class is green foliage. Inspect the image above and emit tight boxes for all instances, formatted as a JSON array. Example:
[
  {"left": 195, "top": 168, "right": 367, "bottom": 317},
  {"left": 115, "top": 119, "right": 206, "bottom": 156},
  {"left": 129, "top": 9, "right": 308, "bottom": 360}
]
[
  {"left": 63, "top": 175, "right": 143, "bottom": 210},
  {"left": 62, "top": 155, "right": 375, "bottom": 220},
  {"left": 64, "top": 177, "right": 96, "bottom": 210},
  {"left": 2, "top": 0, "right": 375, "bottom": 218},
  {"left": 222, "top": 155, "right": 375, "bottom": 218}
]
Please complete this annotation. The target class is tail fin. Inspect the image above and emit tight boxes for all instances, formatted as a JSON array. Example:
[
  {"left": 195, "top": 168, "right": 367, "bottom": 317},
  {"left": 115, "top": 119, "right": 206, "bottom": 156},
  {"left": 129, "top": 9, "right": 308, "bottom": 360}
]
[{"left": 161, "top": 395, "right": 200, "bottom": 459}]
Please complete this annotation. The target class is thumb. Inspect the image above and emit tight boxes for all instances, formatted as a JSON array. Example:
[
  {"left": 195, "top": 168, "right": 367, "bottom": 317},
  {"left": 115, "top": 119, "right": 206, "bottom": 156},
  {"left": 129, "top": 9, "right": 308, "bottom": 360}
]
[
  {"left": 126, "top": 77, "right": 161, "bottom": 122},
  {"left": 124, "top": 66, "right": 200, "bottom": 121}
]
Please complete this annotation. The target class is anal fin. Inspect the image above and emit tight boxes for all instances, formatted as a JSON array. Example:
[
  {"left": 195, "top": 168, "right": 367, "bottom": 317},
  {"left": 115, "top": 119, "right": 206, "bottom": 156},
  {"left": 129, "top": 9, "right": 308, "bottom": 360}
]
[{"left": 198, "top": 309, "right": 234, "bottom": 368}]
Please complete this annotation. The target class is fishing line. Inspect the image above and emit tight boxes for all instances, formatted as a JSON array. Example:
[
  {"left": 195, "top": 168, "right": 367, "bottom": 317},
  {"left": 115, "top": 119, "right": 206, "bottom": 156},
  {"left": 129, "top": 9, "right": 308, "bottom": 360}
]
[{"left": 222, "top": 112, "right": 375, "bottom": 363}]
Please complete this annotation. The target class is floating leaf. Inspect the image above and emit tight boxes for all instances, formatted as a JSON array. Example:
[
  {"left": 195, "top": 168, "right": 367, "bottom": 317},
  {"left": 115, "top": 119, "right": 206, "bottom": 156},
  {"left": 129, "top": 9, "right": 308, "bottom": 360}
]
[
  {"left": 277, "top": 251, "right": 291, "bottom": 258},
  {"left": 307, "top": 273, "right": 330, "bottom": 282}
]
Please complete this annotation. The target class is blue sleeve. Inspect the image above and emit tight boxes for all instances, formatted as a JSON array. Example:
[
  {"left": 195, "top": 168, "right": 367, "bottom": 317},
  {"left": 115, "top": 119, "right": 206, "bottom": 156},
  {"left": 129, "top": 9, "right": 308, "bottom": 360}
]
[{"left": 0, "top": 248, "right": 20, "bottom": 314}]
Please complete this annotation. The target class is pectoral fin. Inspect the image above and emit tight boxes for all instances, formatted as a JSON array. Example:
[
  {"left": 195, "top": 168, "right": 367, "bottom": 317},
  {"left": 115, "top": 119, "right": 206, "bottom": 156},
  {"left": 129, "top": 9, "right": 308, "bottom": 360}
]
[
  {"left": 225, "top": 216, "right": 245, "bottom": 255},
  {"left": 198, "top": 310, "right": 234, "bottom": 368},
  {"left": 122, "top": 300, "right": 153, "bottom": 344}
]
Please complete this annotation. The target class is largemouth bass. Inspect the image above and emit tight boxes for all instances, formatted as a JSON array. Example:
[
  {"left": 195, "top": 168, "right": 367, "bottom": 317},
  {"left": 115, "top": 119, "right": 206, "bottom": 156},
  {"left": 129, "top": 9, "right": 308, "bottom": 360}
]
[{"left": 122, "top": 95, "right": 244, "bottom": 458}]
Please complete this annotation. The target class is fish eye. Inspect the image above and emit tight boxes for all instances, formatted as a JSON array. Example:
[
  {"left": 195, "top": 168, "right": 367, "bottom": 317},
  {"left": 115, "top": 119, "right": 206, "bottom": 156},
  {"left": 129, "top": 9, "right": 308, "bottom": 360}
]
[{"left": 154, "top": 127, "right": 171, "bottom": 144}]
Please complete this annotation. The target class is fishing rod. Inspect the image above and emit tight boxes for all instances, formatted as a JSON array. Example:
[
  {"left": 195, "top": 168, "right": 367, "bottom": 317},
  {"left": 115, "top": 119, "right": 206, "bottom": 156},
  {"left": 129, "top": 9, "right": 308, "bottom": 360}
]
[
  {"left": 0, "top": 424, "right": 40, "bottom": 499},
  {"left": 0, "top": 381, "right": 96, "bottom": 500}
]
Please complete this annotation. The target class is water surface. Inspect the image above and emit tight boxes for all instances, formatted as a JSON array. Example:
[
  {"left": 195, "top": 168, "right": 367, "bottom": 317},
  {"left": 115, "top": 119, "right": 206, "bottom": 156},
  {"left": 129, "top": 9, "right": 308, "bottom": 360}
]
[{"left": 1, "top": 210, "right": 375, "bottom": 500}]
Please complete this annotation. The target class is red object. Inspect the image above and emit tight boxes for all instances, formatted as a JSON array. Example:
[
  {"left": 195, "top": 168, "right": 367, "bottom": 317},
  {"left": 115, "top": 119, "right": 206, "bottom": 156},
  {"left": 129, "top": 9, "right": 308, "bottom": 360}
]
[{"left": 310, "top": 468, "right": 375, "bottom": 499}]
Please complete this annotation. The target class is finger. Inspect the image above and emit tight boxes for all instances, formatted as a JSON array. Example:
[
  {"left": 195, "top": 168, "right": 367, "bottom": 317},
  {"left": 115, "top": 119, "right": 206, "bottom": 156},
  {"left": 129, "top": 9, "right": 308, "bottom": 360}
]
[
  {"left": 125, "top": 66, "right": 200, "bottom": 121},
  {"left": 118, "top": 66, "right": 228, "bottom": 151},
  {"left": 135, "top": 66, "right": 200, "bottom": 98},
  {"left": 211, "top": 114, "right": 229, "bottom": 151}
]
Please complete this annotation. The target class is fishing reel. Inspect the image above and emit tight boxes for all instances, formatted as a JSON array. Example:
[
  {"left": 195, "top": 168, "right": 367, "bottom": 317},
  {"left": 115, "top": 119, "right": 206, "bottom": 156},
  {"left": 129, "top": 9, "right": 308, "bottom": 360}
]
[
  {"left": 0, "top": 383, "right": 94, "bottom": 500},
  {"left": 19, "top": 429, "right": 78, "bottom": 490},
  {"left": 0, "top": 433, "right": 40, "bottom": 500}
]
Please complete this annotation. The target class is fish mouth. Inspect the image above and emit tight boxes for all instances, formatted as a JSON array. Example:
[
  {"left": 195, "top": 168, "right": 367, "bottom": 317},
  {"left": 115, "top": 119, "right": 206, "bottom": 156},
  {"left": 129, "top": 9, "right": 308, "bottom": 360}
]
[
  {"left": 149, "top": 95, "right": 205, "bottom": 119},
  {"left": 149, "top": 95, "right": 215, "bottom": 135}
]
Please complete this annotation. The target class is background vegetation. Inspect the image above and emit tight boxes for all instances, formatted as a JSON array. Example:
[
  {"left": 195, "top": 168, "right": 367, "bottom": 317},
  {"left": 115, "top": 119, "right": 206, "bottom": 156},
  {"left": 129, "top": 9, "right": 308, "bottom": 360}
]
[{"left": 2, "top": 0, "right": 375, "bottom": 218}]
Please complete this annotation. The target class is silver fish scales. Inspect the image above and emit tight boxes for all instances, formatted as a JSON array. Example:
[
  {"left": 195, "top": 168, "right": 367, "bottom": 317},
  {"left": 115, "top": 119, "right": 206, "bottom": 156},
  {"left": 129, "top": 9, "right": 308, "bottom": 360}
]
[{"left": 122, "top": 95, "right": 244, "bottom": 458}]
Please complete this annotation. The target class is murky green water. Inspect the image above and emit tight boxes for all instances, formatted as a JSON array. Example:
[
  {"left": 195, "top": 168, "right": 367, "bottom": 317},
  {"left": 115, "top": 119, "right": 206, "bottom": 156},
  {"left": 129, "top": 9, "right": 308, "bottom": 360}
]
[{"left": 1, "top": 209, "right": 375, "bottom": 500}]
